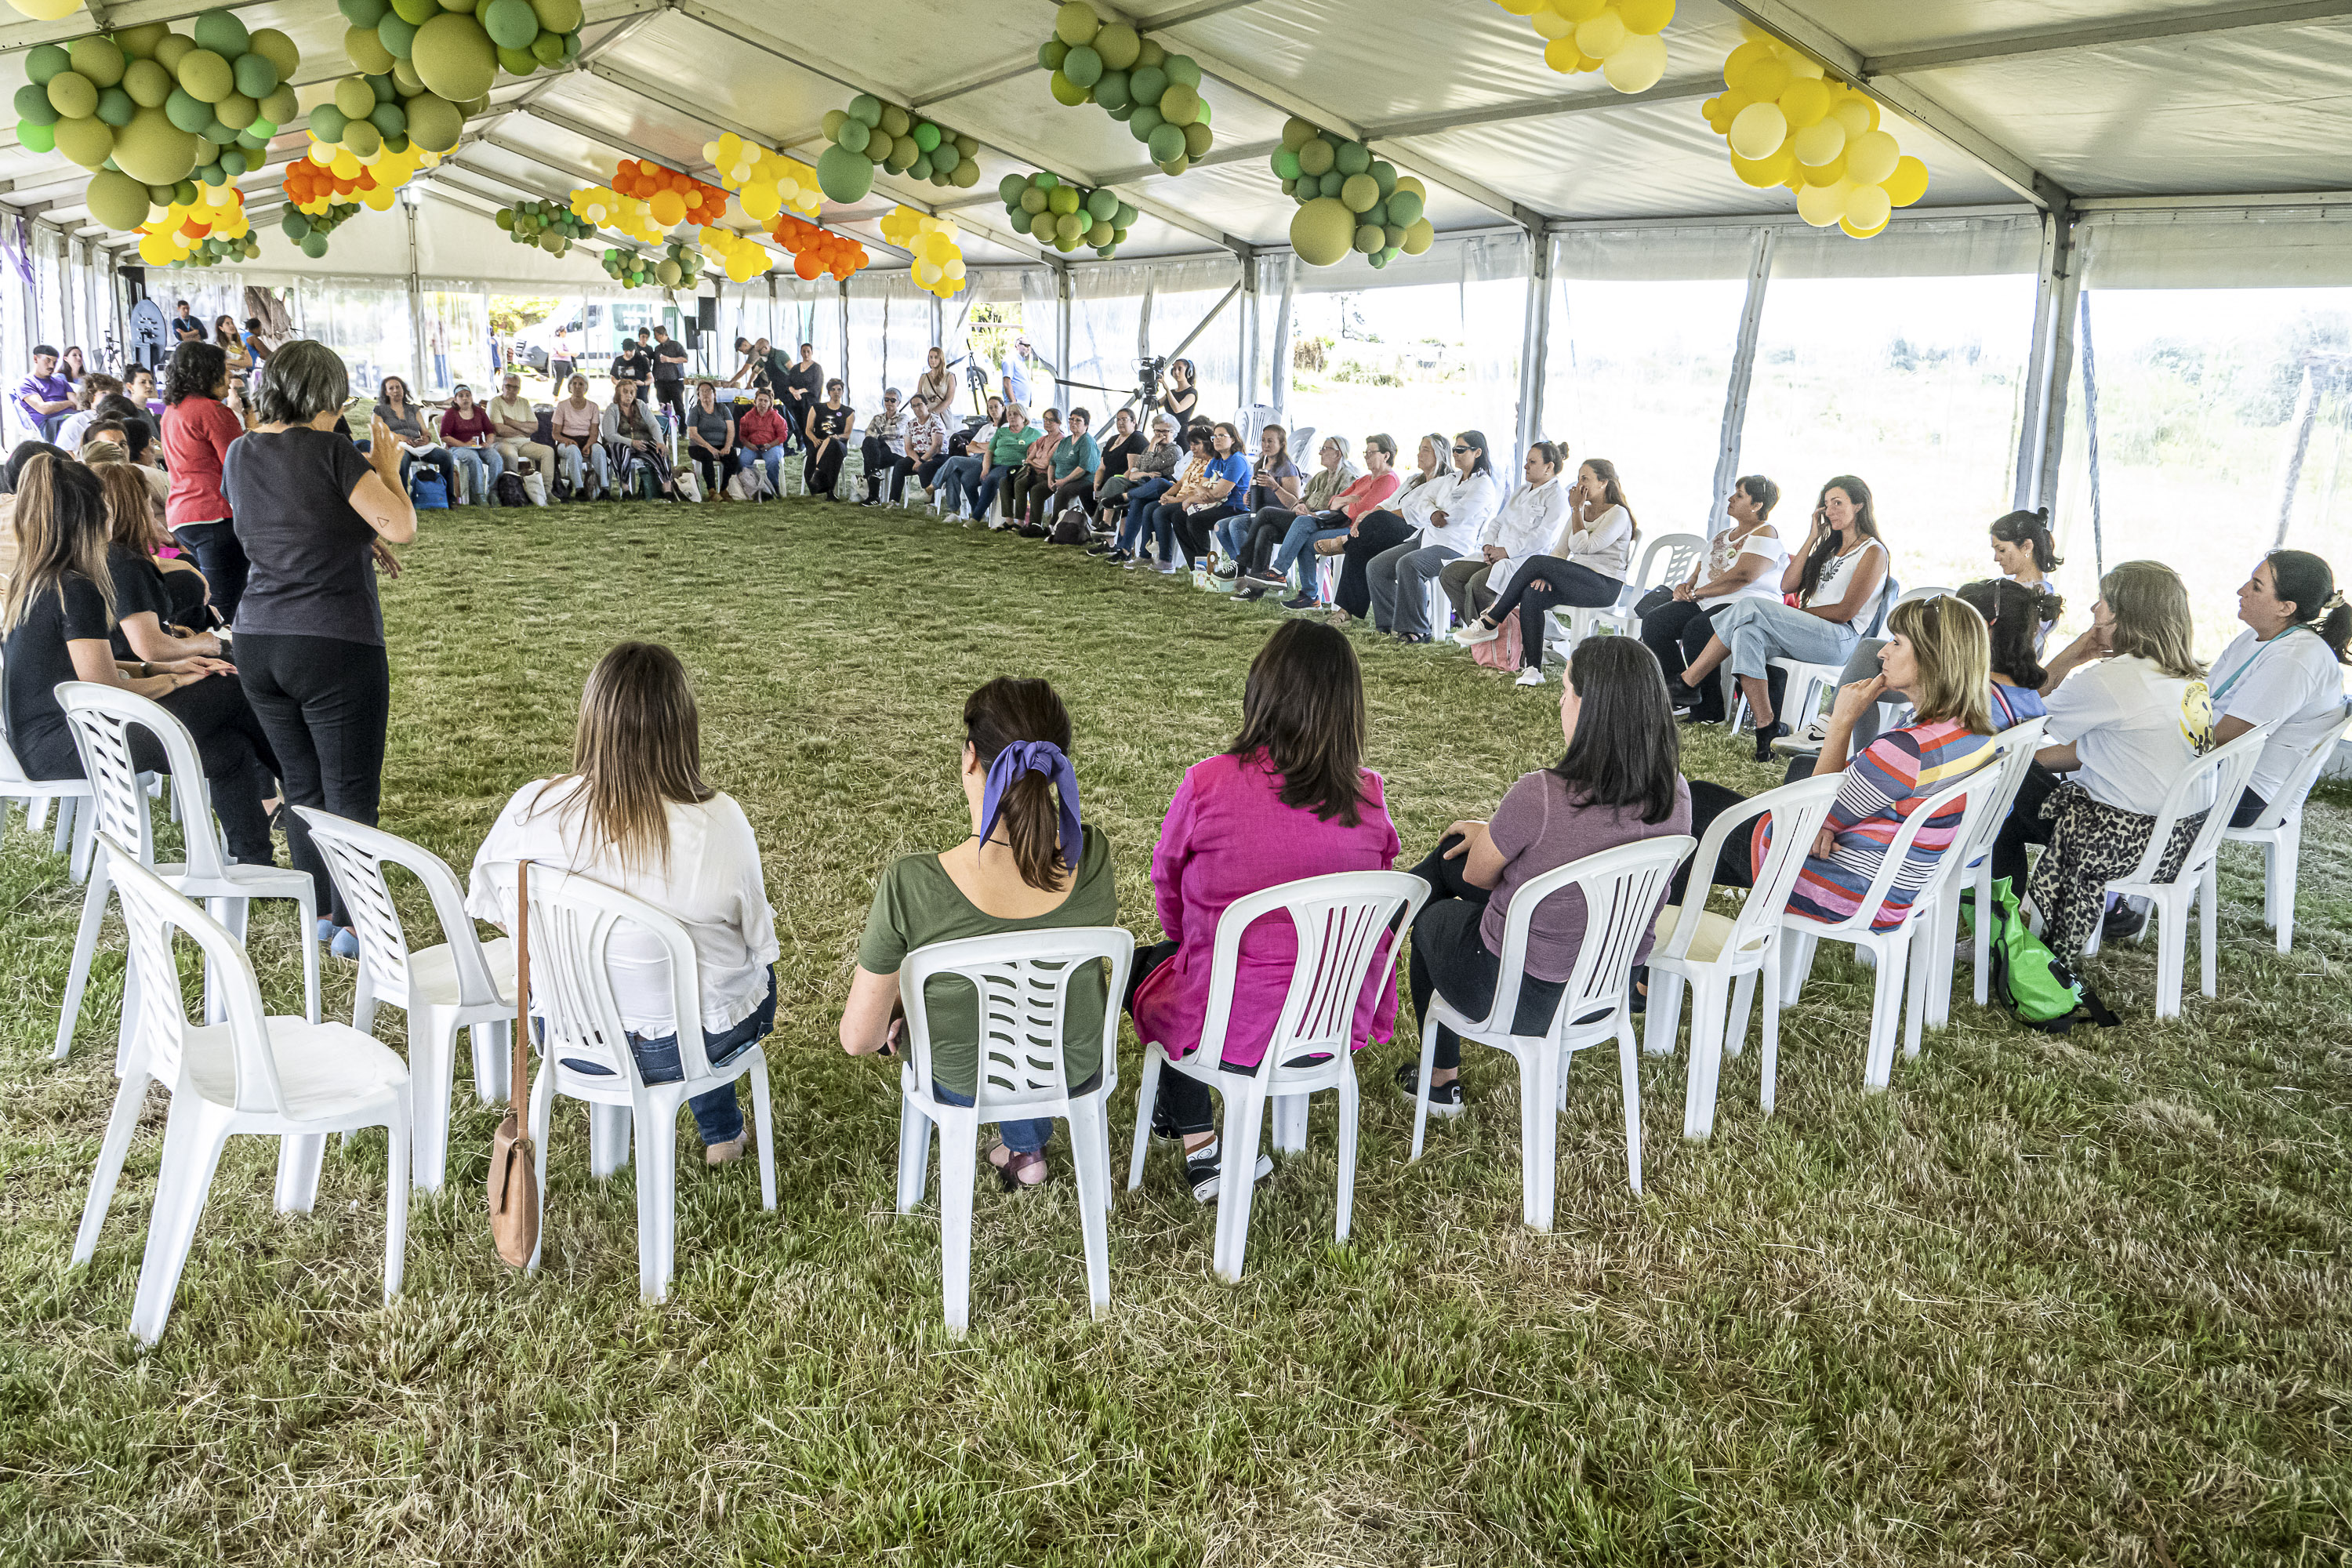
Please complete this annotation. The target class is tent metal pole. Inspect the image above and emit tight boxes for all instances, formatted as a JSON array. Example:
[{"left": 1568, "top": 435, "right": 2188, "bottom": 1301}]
[
  {"left": 1269, "top": 254, "right": 1293, "bottom": 426},
  {"left": 1514, "top": 229, "right": 1552, "bottom": 462},
  {"left": 2076, "top": 291, "right": 2103, "bottom": 577},
  {"left": 838, "top": 280, "right": 849, "bottom": 403},
  {"left": 2273, "top": 360, "right": 2321, "bottom": 550},
  {"left": 405, "top": 194, "right": 428, "bottom": 395},
  {"left": 1057, "top": 266, "right": 1072, "bottom": 418},
  {"left": 1710, "top": 228, "right": 1775, "bottom": 518},
  {"left": 2034, "top": 212, "right": 2083, "bottom": 520},
  {"left": 1241, "top": 256, "right": 1258, "bottom": 412},
  {"left": 2012, "top": 211, "right": 2063, "bottom": 510}
]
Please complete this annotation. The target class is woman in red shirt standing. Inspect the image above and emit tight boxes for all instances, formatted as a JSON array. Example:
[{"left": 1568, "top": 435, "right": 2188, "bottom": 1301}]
[{"left": 162, "top": 340, "right": 252, "bottom": 623}]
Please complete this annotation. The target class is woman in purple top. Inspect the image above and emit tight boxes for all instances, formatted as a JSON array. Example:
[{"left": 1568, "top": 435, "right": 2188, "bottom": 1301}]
[
  {"left": 1127, "top": 619, "right": 1404, "bottom": 1202},
  {"left": 1400, "top": 636, "right": 1692, "bottom": 1117}
]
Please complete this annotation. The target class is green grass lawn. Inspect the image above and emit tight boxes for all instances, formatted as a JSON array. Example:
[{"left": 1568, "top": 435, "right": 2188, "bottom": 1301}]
[{"left": 3, "top": 498, "right": 2349, "bottom": 1565}]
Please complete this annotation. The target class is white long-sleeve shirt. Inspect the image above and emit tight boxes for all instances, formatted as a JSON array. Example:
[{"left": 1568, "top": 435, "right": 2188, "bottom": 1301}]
[
  {"left": 1482, "top": 478, "right": 1570, "bottom": 590},
  {"left": 1552, "top": 502, "right": 1634, "bottom": 583},
  {"left": 1403, "top": 468, "right": 1501, "bottom": 547}
]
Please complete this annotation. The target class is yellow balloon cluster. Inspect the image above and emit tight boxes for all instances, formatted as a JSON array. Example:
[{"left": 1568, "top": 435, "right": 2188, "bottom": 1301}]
[
  {"left": 1492, "top": 0, "right": 1672, "bottom": 93},
  {"left": 136, "top": 182, "right": 254, "bottom": 267},
  {"left": 569, "top": 183, "right": 660, "bottom": 243},
  {"left": 304, "top": 132, "right": 436, "bottom": 210},
  {"left": 701, "top": 131, "right": 820, "bottom": 225},
  {"left": 1700, "top": 31, "right": 1929, "bottom": 238},
  {"left": 698, "top": 224, "right": 769, "bottom": 284},
  {"left": 879, "top": 205, "right": 967, "bottom": 299}
]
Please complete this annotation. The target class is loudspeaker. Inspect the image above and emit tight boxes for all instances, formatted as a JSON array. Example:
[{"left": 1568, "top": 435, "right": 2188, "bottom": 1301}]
[{"left": 697, "top": 296, "right": 717, "bottom": 330}]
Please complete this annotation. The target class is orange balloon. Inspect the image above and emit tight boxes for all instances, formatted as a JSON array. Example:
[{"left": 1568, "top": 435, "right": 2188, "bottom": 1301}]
[{"left": 793, "top": 252, "right": 822, "bottom": 279}]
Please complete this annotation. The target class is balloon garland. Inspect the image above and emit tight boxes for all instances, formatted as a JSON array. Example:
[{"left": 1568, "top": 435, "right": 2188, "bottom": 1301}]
[
  {"left": 1700, "top": 31, "right": 1929, "bottom": 238},
  {"left": 332, "top": 0, "right": 586, "bottom": 92},
  {"left": 1274, "top": 120, "right": 1434, "bottom": 269},
  {"left": 696, "top": 226, "right": 768, "bottom": 285},
  {"left": 996, "top": 171, "right": 1134, "bottom": 259},
  {"left": 567, "top": 182, "right": 661, "bottom": 244},
  {"left": 599, "top": 237, "right": 709, "bottom": 291},
  {"left": 702, "top": 132, "right": 820, "bottom": 225},
  {"left": 5, "top": 0, "right": 88, "bottom": 20},
  {"left": 493, "top": 196, "right": 593, "bottom": 256},
  {"left": 136, "top": 184, "right": 256, "bottom": 267},
  {"left": 768, "top": 214, "right": 870, "bottom": 282},
  {"left": 814, "top": 96, "right": 981, "bottom": 205},
  {"left": 877, "top": 205, "right": 967, "bottom": 299},
  {"left": 1036, "top": 2, "right": 1214, "bottom": 177},
  {"left": 1489, "top": 0, "right": 1673, "bottom": 93},
  {"left": 612, "top": 158, "right": 729, "bottom": 230},
  {"left": 13, "top": 9, "right": 303, "bottom": 237},
  {"left": 278, "top": 157, "right": 383, "bottom": 256}
]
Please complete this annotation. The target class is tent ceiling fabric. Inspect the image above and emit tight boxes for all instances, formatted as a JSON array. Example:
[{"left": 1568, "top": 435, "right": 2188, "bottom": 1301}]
[{"left": 0, "top": 0, "right": 2343, "bottom": 261}]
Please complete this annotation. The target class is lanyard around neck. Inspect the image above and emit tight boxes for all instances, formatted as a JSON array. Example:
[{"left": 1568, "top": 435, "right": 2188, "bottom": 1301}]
[{"left": 2212, "top": 622, "right": 2318, "bottom": 703}]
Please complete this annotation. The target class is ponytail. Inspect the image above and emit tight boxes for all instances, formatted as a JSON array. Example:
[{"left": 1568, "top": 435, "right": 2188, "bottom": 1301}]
[
  {"left": 2266, "top": 549, "right": 2352, "bottom": 663},
  {"left": 964, "top": 677, "right": 1080, "bottom": 892}
]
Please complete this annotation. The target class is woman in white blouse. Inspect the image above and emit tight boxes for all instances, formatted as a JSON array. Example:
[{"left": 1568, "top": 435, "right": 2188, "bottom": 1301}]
[
  {"left": 1642, "top": 475, "right": 1784, "bottom": 721},
  {"left": 1365, "top": 430, "right": 1489, "bottom": 641},
  {"left": 2209, "top": 549, "right": 2352, "bottom": 826},
  {"left": 1456, "top": 453, "right": 1627, "bottom": 686},
  {"left": 1434, "top": 436, "right": 1560, "bottom": 631},
  {"left": 1676, "top": 474, "right": 1891, "bottom": 761}
]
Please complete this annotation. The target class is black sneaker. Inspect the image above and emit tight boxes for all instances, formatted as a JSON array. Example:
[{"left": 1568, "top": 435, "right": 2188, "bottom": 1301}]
[
  {"left": 1086, "top": 540, "right": 1116, "bottom": 556},
  {"left": 1232, "top": 581, "right": 1268, "bottom": 602},
  {"left": 1184, "top": 1138, "right": 1275, "bottom": 1203},
  {"left": 1393, "top": 1059, "right": 1464, "bottom": 1118},
  {"left": 1248, "top": 568, "right": 1287, "bottom": 586},
  {"left": 2102, "top": 898, "right": 2151, "bottom": 943},
  {"left": 1282, "top": 593, "right": 1320, "bottom": 611}
]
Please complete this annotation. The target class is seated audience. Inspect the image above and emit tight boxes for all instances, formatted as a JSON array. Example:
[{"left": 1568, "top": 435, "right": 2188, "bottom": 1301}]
[
  {"left": 1258, "top": 436, "right": 1401, "bottom": 610},
  {"left": 1147, "top": 423, "right": 1249, "bottom": 572},
  {"left": 1126, "top": 620, "right": 1403, "bottom": 1200},
  {"left": 803, "top": 379, "right": 854, "bottom": 499},
  {"left": 733, "top": 387, "right": 793, "bottom": 499},
  {"left": 2208, "top": 550, "right": 2350, "bottom": 826},
  {"left": 1213, "top": 425, "right": 1300, "bottom": 573},
  {"left": 1423, "top": 432, "right": 1547, "bottom": 630},
  {"left": 1003, "top": 407, "right": 1065, "bottom": 532},
  {"left": 469, "top": 642, "right": 779, "bottom": 1167},
  {"left": 839, "top": 677, "right": 1117, "bottom": 1189},
  {"left": 1989, "top": 561, "right": 2211, "bottom": 953},
  {"left": 97, "top": 460, "right": 217, "bottom": 649},
  {"left": 216, "top": 315, "right": 253, "bottom": 379},
  {"left": 1099, "top": 414, "right": 1182, "bottom": 560},
  {"left": 1031, "top": 405, "right": 1102, "bottom": 535},
  {"left": 127, "top": 365, "right": 160, "bottom": 423},
  {"left": 892, "top": 394, "right": 953, "bottom": 506},
  {"left": 55, "top": 373, "right": 122, "bottom": 452},
  {"left": 1085, "top": 408, "right": 1147, "bottom": 522},
  {"left": 1640, "top": 475, "right": 1784, "bottom": 724},
  {"left": 601, "top": 374, "right": 676, "bottom": 499},
  {"left": 685, "top": 380, "right": 737, "bottom": 499},
  {"left": 971, "top": 404, "right": 1040, "bottom": 522},
  {"left": 1683, "top": 592, "right": 1996, "bottom": 934},
  {"left": 931, "top": 396, "right": 1005, "bottom": 513},
  {"left": 1364, "top": 430, "right": 1494, "bottom": 640},
  {"left": 857, "top": 387, "right": 909, "bottom": 506},
  {"left": 1989, "top": 506, "right": 2064, "bottom": 649},
  {"left": 1399, "top": 635, "right": 1691, "bottom": 1116},
  {"left": 435, "top": 383, "right": 503, "bottom": 506},
  {"left": 1, "top": 451, "right": 276, "bottom": 865},
  {"left": 1462, "top": 448, "right": 1627, "bottom": 685},
  {"left": 15, "top": 344, "right": 73, "bottom": 441},
  {"left": 1230, "top": 430, "right": 1357, "bottom": 590},
  {"left": 1675, "top": 475, "right": 1892, "bottom": 760},
  {"left": 488, "top": 371, "right": 556, "bottom": 506},
  {"left": 376, "top": 376, "right": 460, "bottom": 501},
  {"left": 550, "top": 375, "right": 608, "bottom": 500}
]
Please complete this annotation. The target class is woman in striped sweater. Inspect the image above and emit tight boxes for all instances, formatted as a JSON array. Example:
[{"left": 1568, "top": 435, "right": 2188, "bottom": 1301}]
[{"left": 1681, "top": 592, "right": 1996, "bottom": 930}]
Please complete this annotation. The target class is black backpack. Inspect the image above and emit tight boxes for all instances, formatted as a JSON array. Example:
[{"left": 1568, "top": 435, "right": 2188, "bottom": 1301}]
[
  {"left": 495, "top": 470, "right": 528, "bottom": 507},
  {"left": 1050, "top": 505, "right": 1091, "bottom": 546}
]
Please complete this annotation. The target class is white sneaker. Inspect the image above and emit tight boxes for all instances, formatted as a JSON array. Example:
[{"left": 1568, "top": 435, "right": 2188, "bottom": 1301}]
[
  {"left": 1454, "top": 619, "right": 1501, "bottom": 645},
  {"left": 1515, "top": 666, "right": 1546, "bottom": 686}
]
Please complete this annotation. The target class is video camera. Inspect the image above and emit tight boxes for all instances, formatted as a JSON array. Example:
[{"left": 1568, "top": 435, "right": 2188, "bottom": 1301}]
[{"left": 1138, "top": 354, "right": 1168, "bottom": 405}]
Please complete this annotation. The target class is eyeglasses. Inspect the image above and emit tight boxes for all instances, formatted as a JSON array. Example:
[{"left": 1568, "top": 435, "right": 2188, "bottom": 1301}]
[{"left": 1451, "top": 445, "right": 1472, "bottom": 454}]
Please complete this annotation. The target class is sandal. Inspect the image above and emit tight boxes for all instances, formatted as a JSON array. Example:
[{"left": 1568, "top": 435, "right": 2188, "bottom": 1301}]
[{"left": 985, "top": 1142, "right": 1048, "bottom": 1191}]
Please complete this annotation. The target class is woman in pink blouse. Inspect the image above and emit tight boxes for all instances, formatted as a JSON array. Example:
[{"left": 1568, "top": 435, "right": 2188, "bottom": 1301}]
[{"left": 1126, "top": 619, "right": 1405, "bottom": 1201}]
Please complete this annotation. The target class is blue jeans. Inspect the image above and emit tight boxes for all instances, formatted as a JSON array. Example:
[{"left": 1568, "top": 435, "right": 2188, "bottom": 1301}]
[
  {"left": 974, "top": 464, "right": 1017, "bottom": 520},
  {"left": 930, "top": 1068, "right": 1103, "bottom": 1155},
  {"left": 1215, "top": 511, "right": 1254, "bottom": 562},
  {"left": 1119, "top": 477, "right": 1174, "bottom": 552},
  {"left": 740, "top": 443, "right": 786, "bottom": 494},
  {"left": 561, "top": 973, "right": 775, "bottom": 1146},
  {"left": 937, "top": 454, "right": 982, "bottom": 514},
  {"left": 1272, "top": 517, "right": 1349, "bottom": 594},
  {"left": 556, "top": 440, "right": 609, "bottom": 497},
  {"left": 446, "top": 445, "right": 503, "bottom": 505},
  {"left": 1711, "top": 597, "right": 1859, "bottom": 681}
]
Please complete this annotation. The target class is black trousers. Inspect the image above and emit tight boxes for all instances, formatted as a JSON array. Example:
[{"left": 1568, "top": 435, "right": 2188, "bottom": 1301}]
[
  {"left": 172, "top": 522, "right": 247, "bottom": 629},
  {"left": 804, "top": 440, "right": 844, "bottom": 498},
  {"left": 159, "top": 562, "right": 215, "bottom": 630},
  {"left": 236, "top": 633, "right": 390, "bottom": 931},
  {"left": 1336, "top": 510, "right": 1417, "bottom": 620},
  {"left": 654, "top": 379, "right": 686, "bottom": 432},
  {"left": 1242, "top": 507, "right": 1300, "bottom": 573},
  {"left": 1638, "top": 594, "right": 1726, "bottom": 717},
  {"left": 1406, "top": 840, "right": 1566, "bottom": 1069},
  {"left": 1988, "top": 763, "right": 2060, "bottom": 891},
  {"left": 781, "top": 390, "right": 814, "bottom": 451},
  {"left": 1121, "top": 939, "right": 1253, "bottom": 1138},
  {"left": 23, "top": 670, "right": 278, "bottom": 865},
  {"left": 1483, "top": 557, "right": 1623, "bottom": 670},
  {"left": 690, "top": 446, "right": 736, "bottom": 494},
  {"left": 916, "top": 452, "right": 952, "bottom": 490},
  {"left": 858, "top": 436, "right": 899, "bottom": 499},
  {"left": 1167, "top": 502, "right": 1242, "bottom": 565}
]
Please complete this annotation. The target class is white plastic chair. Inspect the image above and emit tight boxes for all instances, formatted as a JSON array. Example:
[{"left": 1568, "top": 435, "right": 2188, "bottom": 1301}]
[
  {"left": 0, "top": 648, "right": 99, "bottom": 882},
  {"left": 1643, "top": 776, "right": 1842, "bottom": 1140},
  {"left": 70, "top": 841, "right": 410, "bottom": 1345},
  {"left": 1411, "top": 837, "right": 1693, "bottom": 1228},
  {"left": 1127, "top": 869, "right": 1428, "bottom": 1283},
  {"left": 1777, "top": 760, "right": 2005, "bottom": 1092},
  {"left": 510, "top": 864, "right": 776, "bottom": 1303},
  {"left": 296, "top": 809, "right": 518, "bottom": 1192},
  {"left": 53, "top": 681, "right": 321, "bottom": 1063},
  {"left": 893, "top": 927, "right": 1134, "bottom": 1336},
  {"left": 2221, "top": 707, "right": 2352, "bottom": 955},
  {"left": 2081, "top": 724, "right": 2272, "bottom": 1019},
  {"left": 1549, "top": 531, "right": 1708, "bottom": 656},
  {"left": 1924, "top": 717, "right": 2049, "bottom": 1025}
]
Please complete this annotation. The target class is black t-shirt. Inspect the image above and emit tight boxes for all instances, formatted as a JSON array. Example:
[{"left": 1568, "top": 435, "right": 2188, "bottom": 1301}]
[
  {"left": 780, "top": 357, "right": 822, "bottom": 398},
  {"left": 613, "top": 346, "right": 652, "bottom": 384},
  {"left": 653, "top": 339, "right": 688, "bottom": 383},
  {"left": 172, "top": 313, "right": 204, "bottom": 343},
  {"left": 1160, "top": 384, "right": 1200, "bottom": 426},
  {"left": 1099, "top": 430, "right": 1148, "bottom": 475},
  {"left": 808, "top": 403, "right": 851, "bottom": 443},
  {"left": 3, "top": 571, "right": 112, "bottom": 778},
  {"left": 222, "top": 427, "right": 382, "bottom": 644},
  {"left": 105, "top": 544, "right": 172, "bottom": 660}
]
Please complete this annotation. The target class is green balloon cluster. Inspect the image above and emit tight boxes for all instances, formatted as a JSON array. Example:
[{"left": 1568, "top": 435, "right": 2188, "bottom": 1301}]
[
  {"left": 335, "top": 0, "right": 583, "bottom": 94},
  {"left": 307, "top": 68, "right": 478, "bottom": 163},
  {"left": 13, "top": 10, "right": 303, "bottom": 232},
  {"left": 156, "top": 229, "right": 263, "bottom": 267},
  {"left": 1036, "top": 2, "right": 1213, "bottom": 177},
  {"left": 494, "top": 197, "right": 592, "bottom": 256},
  {"left": 815, "top": 96, "right": 982, "bottom": 205},
  {"left": 281, "top": 200, "right": 361, "bottom": 260},
  {"left": 601, "top": 237, "right": 703, "bottom": 290},
  {"left": 1273, "top": 118, "right": 1435, "bottom": 269},
  {"left": 996, "top": 170, "right": 1134, "bottom": 259}
]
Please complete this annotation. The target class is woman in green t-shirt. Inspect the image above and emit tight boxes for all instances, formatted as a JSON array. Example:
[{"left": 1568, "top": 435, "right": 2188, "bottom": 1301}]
[{"left": 840, "top": 677, "right": 1117, "bottom": 1189}]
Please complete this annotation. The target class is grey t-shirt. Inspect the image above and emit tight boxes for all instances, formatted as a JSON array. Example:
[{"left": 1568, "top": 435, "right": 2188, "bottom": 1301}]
[
  {"left": 376, "top": 402, "right": 427, "bottom": 444},
  {"left": 222, "top": 427, "right": 383, "bottom": 644},
  {"left": 689, "top": 404, "right": 734, "bottom": 449}
]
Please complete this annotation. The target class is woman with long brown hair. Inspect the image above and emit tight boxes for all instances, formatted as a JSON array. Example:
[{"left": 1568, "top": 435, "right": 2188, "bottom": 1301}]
[
  {"left": 839, "top": 677, "right": 1117, "bottom": 1189},
  {"left": 1125, "top": 619, "right": 1405, "bottom": 1202},
  {"left": 95, "top": 460, "right": 219, "bottom": 660},
  {"left": 468, "top": 641, "right": 779, "bottom": 1165},
  {"left": 1, "top": 451, "right": 276, "bottom": 865}
]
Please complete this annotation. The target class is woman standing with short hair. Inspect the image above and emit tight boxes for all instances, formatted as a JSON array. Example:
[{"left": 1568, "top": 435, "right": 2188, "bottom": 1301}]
[{"left": 161, "top": 339, "right": 251, "bottom": 624}]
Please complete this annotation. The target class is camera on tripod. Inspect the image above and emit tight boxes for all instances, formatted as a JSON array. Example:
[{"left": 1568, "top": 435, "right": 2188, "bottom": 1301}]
[{"left": 1138, "top": 354, "right": 1167, "bottom": 405}]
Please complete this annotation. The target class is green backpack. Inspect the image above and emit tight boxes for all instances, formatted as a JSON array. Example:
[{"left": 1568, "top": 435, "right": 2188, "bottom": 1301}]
[{"left": 1961, "top": 876, "right": 2118, "bottom": 1031}]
